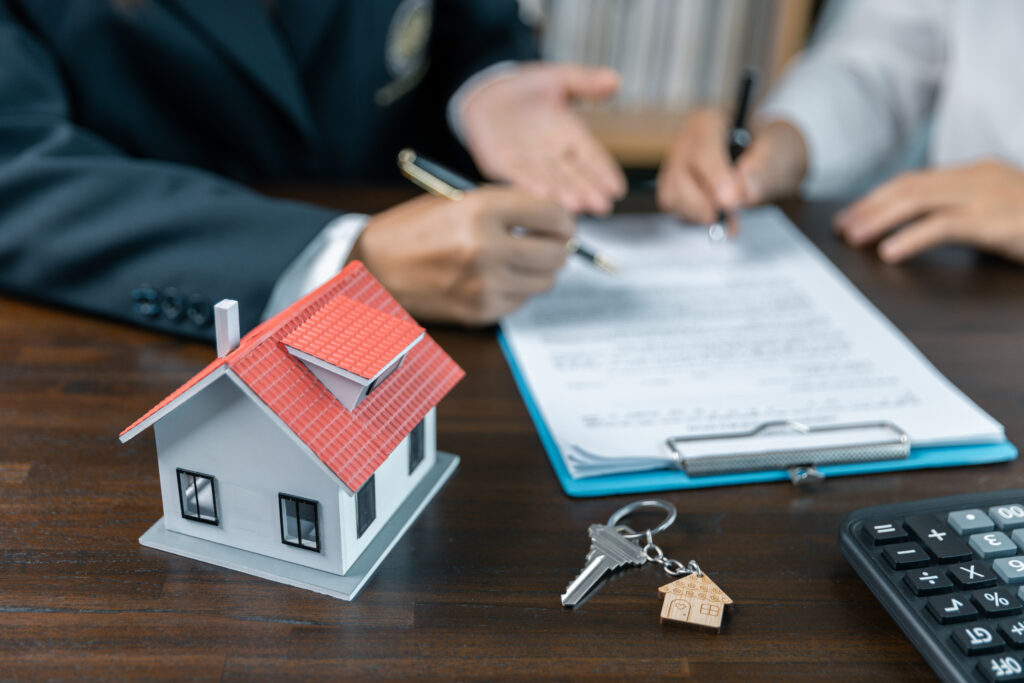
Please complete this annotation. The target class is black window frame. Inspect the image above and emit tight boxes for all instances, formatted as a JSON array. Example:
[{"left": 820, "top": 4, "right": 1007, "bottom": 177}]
[
  {"left": 278, "top": 493, "right": 321, "bottom": 553},
  {"left": 176, "top": 468, "right": 219, "bottom": 525},
  {"left": 356, "top": 474, "right": 376, "bottom": 539},
  {"left": 408, "top": 419, "right": 426, "bottom": 475}
]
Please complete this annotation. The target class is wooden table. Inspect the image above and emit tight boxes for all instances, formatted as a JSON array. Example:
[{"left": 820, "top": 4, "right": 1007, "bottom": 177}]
[{"left": 3, "top": 190, "right": 1023, "bottom": 681}]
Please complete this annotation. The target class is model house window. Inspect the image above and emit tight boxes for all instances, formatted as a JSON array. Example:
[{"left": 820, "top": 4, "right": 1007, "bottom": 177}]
[
  {"left": 279, "top": 494, "right": 320, "bottom": 552},
  {"left": 408, "top": 420, "right": 425, "bottom": 474},
  {"left": 177, "top": 469, "right": 218, "bottom": 525},
  {"left": 356, "top": 474, "right": 376, "bottom": 538}
]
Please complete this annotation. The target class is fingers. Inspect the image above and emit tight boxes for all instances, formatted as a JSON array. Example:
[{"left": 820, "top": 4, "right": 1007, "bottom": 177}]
[
  {"left": 471, "top": 187, "right": 575, "bottom": 241},
  {"left": 500, "top": 231, "right": 568, "bottom": 273},
  {"left": 472, "top": 266, "right": 560, "bottom": 324},
  {"left": 877, "top": 213, "right": 957, "bottom": 263},
  {"left": 834, "top": 171, "right": 949, "bottom": 246},
  {"left": 657, "top": 109, "right": 743, "bottom": 222},
  {"left": 518, "top": 131, "right": 626, "bottom": 215},
  {"left": 658, "top": 115, "right": 809, "bottom": 222},
  {"left": 484, "top": 139, "right": 623, "bottom": 216},
  {"left": 561, "top": 151, "right": 617, "bottom": 215},
  {"left": 554, "top": 64, "right": 621, "bottom": 102},
  {"left": 359, "top": 191, "right": 570, "bottom": 327},
  {"left": 445, "top": 262, "right": 560, "bottom": 327},
  {"left": 657, "top": 165, "right": 717, "bottom": 224},
  {"left": 544, "top": 153, "right": 600, "bottom": 214},
  {"left": 569, "top": 134, "right": 628, "bottom": 206},
  {"left": 690, "top": 142, "right": 742, "bottom": 212},
  {"left": 498, "top": 264, "right": 559, "bottom": 297},
  {"left": 734, "top": 136, "right": 778, "bottom": 205}
]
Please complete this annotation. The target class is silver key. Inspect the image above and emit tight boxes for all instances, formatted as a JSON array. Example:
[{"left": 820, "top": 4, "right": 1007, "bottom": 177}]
[{"left": 561, "top": 524, "right": 646, "bottom": 607}]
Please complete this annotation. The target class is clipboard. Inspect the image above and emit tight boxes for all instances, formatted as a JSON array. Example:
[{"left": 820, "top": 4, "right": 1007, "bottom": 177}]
[{"left": 497, "top": 332, "right": 1018, "bottom": 498}]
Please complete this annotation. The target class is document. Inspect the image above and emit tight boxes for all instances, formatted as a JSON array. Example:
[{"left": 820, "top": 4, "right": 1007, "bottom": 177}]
[{"left": 500, "top": 208, "right": 1005, "bottom": 479}]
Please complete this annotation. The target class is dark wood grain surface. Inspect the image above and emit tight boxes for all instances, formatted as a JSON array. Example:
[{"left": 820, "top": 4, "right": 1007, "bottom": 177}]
[{"left": 2, "top": 189, "right": 1023, "bottom": 681}]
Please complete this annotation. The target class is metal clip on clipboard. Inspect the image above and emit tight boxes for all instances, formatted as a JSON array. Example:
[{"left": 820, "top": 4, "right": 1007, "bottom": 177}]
[{"left": 665, "top": 421, "right": 910, "bottom": 486}]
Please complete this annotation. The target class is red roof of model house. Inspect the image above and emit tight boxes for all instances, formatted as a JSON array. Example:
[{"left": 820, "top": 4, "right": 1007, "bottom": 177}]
[
  {"left": 282, "top": 295, "right": 424, "bottom": 380},
  {"left": 119, "top": 262, "right": 464, "bottom": 491}
]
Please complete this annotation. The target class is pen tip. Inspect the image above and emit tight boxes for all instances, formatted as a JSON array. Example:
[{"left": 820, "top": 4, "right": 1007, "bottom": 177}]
[{"left": 594, "top": 256, "right": 618, "bottom": 275}]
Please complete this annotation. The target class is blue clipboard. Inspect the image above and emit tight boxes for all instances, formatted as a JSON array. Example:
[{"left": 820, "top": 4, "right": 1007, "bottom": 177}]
[{"left": 497, "top": 332, "right": 1018, "bottom": 498}]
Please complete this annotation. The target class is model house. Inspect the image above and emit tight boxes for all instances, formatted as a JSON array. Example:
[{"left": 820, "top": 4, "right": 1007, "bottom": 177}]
[
  {"left": 119, "top": 262, "right": 464, "bottom": 600},
  {"left": 658, "top": 574, "right": 734, "bottom": 630}
]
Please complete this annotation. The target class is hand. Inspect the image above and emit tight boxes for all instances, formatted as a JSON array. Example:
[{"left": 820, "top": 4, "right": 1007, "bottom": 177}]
[
  {"left": 834, "top": 160, "right": 1024, "bottom": 264},
  {"left": 459, "top": 62, "right": 627, "bottom": 216},
  {"left": 656, "top": 108, "right": 807, "bottom": 224},
  {"left": 349, "top": 188, "right": 573, "bottom": 326}
]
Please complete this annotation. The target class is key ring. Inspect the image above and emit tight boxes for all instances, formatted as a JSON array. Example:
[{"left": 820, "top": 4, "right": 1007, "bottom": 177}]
[
  {"left": 607, "top": 499, "right": 677, "bottom": 540},
  {"left": 643, "top": 528, "right": 703, "bottom": 577}
]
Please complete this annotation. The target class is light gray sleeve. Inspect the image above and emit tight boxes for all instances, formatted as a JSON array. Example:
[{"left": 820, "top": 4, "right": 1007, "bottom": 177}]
[
  {"left": 758, "top": 0, "right": 949, "bottom": 198},
  {"left": 261, "top": 213, "right": 370, "bottom": 320}
]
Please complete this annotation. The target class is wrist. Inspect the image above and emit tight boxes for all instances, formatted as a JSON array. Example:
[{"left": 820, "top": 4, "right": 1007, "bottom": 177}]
[
  {"left": 755, "top": 120, "right": 809, "bottom": 200},
  {"left": 448, "top": 60, "right": 520, "bottom": 146},
  {"left": 347, "top": 218, "right": 377, "bottom": 267}
]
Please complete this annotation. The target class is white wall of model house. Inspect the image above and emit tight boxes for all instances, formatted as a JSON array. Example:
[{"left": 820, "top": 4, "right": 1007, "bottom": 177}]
[
  {"left": 339, "top": 408, "right": 436, "bottom": 566},
  {"left": 153, "top": 372, "right": 437, "bottom": 574}
]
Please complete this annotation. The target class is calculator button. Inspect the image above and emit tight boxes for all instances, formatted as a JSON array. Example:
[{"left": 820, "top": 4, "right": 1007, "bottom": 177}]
[
  {"left": 865, "top": 520, "right": 909, "bottom": 545},
  {"left": 991, "top": 506, "right": 1024, "bottom": 531},
  {"left": 950, "top": 561, "right": 998, "bottom": 589},
  {"left": 953, "top": 624, "right": 1005, "bottom": 655},
  {"left": 974, "top": 588, "right": 1024, "bottom": 617},
  {"left": 927, "top": 594, "right": 978, "bottom": 624},
  {"left": 904, "top": 516, "right": 973, "bottom": 563},
  {"left": 883, "top": 543, "right": 930, "bottom": 569},
  {"left": 949, "top": 509, "right": 996, "bottom": 535},
  {"left": 973, "top": 532, "right": 1019, "bottom": 559},
  {"left": 994, "top": 558, "right": 1024, "bottom": 585},
  {"left": 1001, "top": 619, "right": 1024, "bottom": 649},
  {"left": 905, "top": 568, "right": 954, "bottom": 596},
  {"left": 980, "top": 654, "right": 1024, "bottom": 681},
  {"left": 1011, "top": 529, "right": 1024, "bottom": 550}
]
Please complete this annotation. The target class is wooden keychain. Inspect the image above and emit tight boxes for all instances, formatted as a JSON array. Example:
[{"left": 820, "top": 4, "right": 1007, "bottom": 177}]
[{"left": 608, "top": 500, "right": 734, "bottom": 632}]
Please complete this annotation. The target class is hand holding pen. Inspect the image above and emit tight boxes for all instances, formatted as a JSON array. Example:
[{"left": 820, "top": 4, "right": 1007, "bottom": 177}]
[
  {"left": 398, "top": 149, "right": 617, "bottom": 273},
  {"left": 656, "top": 70, "right": 809, "bottom": 236},
  {"left": 348, "top": 167, "right": 577, "bottom": 326}
]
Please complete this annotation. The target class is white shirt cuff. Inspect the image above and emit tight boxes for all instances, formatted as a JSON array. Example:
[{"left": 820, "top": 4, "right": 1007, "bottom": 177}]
[
  {"left": 446, "top": 60, "right": 519, "bottom": 146},
  {"left": 261, "top": 213, "right": 370, "bottom": 320}
]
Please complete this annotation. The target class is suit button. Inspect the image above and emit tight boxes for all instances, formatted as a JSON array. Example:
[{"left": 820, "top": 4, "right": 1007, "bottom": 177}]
[
  {"left": 187, "top": 294, "right": 212, "bottom": 327},
  {"left": 131, "top": 285, "right": 159, "bottom": 317},
  {"left": 161, "top": 287, "right": 185, "bottom": 321}
]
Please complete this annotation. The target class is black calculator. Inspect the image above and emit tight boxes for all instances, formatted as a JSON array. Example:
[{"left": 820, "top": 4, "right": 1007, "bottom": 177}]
[{"left": 841, "top": 489, "right": 1024, "bottom": 682}]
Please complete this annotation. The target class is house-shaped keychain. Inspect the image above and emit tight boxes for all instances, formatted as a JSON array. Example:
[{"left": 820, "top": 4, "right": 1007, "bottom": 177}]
[
  {"left": 119, "top": 262, "right": 464, "bottom": 600},
  {"left": 658, "top": 573, "right": 734, "bottom": 631}
]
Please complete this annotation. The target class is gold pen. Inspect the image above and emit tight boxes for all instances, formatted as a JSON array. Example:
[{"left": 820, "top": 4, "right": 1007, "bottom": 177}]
[{"left": 397, "top": 149, "right": 617, "bottom": 274}]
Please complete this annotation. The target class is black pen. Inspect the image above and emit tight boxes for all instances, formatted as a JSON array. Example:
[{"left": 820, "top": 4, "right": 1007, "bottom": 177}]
[
  {"left": 397, "top": 149, "right": 617, "bottom": 274},
  {"left": 709, "top": 69, "right": 757, "bottom": 242}
]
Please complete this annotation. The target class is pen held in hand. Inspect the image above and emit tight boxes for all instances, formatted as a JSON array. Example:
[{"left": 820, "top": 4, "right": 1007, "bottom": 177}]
[
  {"left": 709, "top": 69, "right": 758, "bottom": 243},
  {"left": 398, "top": 149, "right": 617, "bottom": 274}
]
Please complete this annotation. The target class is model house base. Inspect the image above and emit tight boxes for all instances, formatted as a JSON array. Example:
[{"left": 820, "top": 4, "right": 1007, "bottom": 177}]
[{"left": 140, "top": 451, "right": 459, "bottom": 601}]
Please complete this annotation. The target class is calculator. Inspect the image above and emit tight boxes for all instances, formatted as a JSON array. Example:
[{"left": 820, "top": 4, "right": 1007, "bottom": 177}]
[{"left": 840, "top": 489, "right": 1024, "bottom": 682}]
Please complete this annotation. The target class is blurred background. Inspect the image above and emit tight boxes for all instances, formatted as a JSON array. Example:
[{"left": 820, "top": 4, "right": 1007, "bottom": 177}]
[{"left": 521, "top": 0, "right": 822, "bottom": 169}]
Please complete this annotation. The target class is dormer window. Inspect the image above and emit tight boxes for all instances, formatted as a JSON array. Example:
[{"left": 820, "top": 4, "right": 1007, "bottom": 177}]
[{"left": 282, "top": 295, "right": 424, "bottom": 410}]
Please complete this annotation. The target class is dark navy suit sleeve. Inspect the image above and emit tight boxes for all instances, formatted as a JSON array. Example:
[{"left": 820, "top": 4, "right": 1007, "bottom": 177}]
[
  {"left": 430, "top": 0, "right": 539, "bottom": 104},
  {"left": 0, "top": 7, "right": 337, "bottom": 339}
]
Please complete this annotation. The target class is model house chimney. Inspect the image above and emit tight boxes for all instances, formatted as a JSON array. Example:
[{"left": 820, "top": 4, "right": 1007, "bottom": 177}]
[{"left": 214, "top": 299, "right": 240, "bottom": 358}]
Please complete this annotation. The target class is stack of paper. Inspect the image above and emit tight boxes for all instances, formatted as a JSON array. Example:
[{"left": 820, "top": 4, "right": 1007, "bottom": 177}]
[{"left": 500, "top": 209, "right": 1006, "bottom": 480}]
